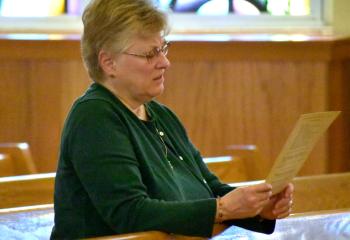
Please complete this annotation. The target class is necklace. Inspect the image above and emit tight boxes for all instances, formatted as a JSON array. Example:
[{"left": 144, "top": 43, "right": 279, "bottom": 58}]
[
  {"left": 101, "top": 83, "right": 148, "bottom": 120},
  {"left": 112, "top": 91, "right": 173, "bottom": 169},
  {"left": 154, "top": 126, "right": 173, "bottom": 170},
  {"left": 117, "top": 96, "right": 148, "bottom": 120}
]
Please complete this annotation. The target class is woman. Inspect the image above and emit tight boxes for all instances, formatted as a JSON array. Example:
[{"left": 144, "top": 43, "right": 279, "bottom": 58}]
[{"left": 51, "top": 0, "right": 293, "bottom": 239}]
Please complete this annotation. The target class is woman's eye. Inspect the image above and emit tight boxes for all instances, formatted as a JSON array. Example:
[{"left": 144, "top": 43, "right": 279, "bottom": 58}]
[
  {"left": 145, "top": 50, "right": 157, "bottom": 59},
  {"left": 146, "top": 53, "right": 155, "bottom": 58}
]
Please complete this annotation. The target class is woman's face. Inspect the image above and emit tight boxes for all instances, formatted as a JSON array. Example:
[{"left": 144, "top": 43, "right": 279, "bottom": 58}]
[{"left": 110, "top": 34, "right": 171, "bottom": 105}]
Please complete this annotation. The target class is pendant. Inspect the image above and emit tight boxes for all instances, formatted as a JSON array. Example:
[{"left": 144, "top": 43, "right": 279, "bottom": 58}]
[{"left": 167, "top": 160, "right": 174, "bottom": 170}]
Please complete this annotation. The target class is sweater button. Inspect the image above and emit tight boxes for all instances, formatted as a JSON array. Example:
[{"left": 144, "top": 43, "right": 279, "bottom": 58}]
[{"left": 179, "top": 156, "right": 183, "bottom": 160}]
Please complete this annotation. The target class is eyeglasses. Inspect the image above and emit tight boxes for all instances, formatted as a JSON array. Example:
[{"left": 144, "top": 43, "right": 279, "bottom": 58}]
[{"left": 123, "top": 41, "right": 170, "bottom": 63}]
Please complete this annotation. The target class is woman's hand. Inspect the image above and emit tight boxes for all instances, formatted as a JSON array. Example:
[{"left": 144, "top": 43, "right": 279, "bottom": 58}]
[
  {"left": 259, "top": 183, "right": 294, "bottom": 220},
  {"left": 218, "top": 183, "right": 272, "bottom": 221}
]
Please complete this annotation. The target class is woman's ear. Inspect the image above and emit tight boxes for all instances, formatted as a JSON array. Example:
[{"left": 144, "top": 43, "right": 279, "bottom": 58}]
[{"left": 98, "top": 50, "right": 116, "bottom": 77}]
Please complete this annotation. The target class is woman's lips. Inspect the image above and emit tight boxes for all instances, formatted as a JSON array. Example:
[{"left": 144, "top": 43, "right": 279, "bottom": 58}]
[{"left": 153, "top": 75, "right": 163, "bottom": 81}]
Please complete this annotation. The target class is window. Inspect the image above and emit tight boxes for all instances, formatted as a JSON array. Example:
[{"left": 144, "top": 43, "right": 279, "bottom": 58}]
[
  {"left": 0, "top": 0, "right": 325, "bottom": 34},
  {"left": 0, "top": 0, "right": 91, "bottom": 17},
  {"left": 157, "top": 0, "right": 325, "bottom": 33},
  {"left": 0, "top": 0, "right": 65, "bottom": 17},
  {"left": 156, "top": 0, "right": 312, "bottom": 16}
]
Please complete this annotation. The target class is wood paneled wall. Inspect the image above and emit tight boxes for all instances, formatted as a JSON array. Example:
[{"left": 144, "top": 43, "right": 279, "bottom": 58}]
[
  {"left": 0, "top": 38, "right": 91, "bottom": 172},
  {"left": 0, "top": 34, "right": 349, "bottom": 176}
]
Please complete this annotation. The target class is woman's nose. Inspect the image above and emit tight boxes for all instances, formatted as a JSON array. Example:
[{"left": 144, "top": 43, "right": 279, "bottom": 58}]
[{"left": 156, "top": 52, "right": 171, "bottom": 69}]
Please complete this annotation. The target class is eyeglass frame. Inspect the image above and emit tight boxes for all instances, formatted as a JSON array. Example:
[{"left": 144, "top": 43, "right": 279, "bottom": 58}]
[{"left": 122, "top": 41, "right": 170, "bottom": 63}]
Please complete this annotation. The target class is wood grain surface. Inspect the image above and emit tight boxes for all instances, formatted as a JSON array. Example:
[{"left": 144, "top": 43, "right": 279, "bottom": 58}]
[{"left": 0, "top": 34, "right": 349, "bottom": 174}]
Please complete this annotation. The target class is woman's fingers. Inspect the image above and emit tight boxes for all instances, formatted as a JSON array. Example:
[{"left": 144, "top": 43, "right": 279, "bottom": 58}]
[
  {"left": 242, "top": 183, "right": 272, "bottom": 205},
  {"left": 247, "top": 183, "right": 273, "bottom": 200},
  {"left": 275, "top": 197, "right": 291, "bottom": 208},
  {"left": 276, "top": 202, "right": 292, "bottom": 219},
  {"left": 221, "top": 183, "right": 275, "bottom": 219},
  {"left": 273, "top": 198, "right": 293, "bottom": 217},
  {"left": 253, "top": 183, "right": 273, "bottom": 193},
  {"left": 284, "top": 183, "right": 294, "bottom": 197}
]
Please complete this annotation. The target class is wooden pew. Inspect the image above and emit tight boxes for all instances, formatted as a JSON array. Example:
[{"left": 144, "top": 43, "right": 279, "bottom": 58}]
[
  {"left": 226, "top": 144, "right": 267, "bottom": 180},
  {"left": 230, "top": 172, "right": 350, "bottom": 213},
  {"left": 204, "top": 144, "right": 264, "bottom": 183},
  {"left": 0, "top": 173, "right": 55, "bottom": 209},
  {"left": 2, "top": 170, "right": 349, "bottom": 213},
  {"left": 204, "top": 156, "right": 248, "bottom": 183},
  {"left": 292, "top": 172, "right": 350, "bottom": 213},
  {"left": 0, "top": 142, "right": 37, "bottom": 175},
  {"left": 0, "top": 153, "right": 14, "bottom": 177},
  {"left": 0, "top": 152, "right": 247, "bottom": 210},
  {"left": 0, "top": 152, "right": 246, "bottom": 209}
]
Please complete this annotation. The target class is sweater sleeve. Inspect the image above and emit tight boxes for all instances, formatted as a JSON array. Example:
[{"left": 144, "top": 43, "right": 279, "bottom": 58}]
[{"left": 66, "top": 100, "right": 217, "bottom": 237}]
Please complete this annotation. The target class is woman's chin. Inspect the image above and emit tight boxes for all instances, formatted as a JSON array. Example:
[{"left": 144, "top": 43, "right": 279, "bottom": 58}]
[{"left": 148, "top": 84, "right": 165, "bottom": 100}]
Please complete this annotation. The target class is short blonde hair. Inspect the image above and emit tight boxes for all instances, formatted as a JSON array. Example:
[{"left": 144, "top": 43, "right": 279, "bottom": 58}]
[{"left": 81, "top": 0, "right": 168, "bottom": 81}]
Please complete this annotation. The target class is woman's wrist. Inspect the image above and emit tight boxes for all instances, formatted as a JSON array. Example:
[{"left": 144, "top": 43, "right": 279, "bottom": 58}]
[{"left": 215, "top": 197, "right": 224, "bottom": 223}]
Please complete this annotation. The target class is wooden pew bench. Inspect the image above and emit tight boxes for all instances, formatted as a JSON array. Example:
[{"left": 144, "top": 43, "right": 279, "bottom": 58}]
[
  {"left": 1, "top": 171, "right": 350, "bottom": 212},
  {"left": 0, "top": 142, "right": 37, "bottom": 176},
  {"left": 292, "top": 172, "right": 350, "bottom": 213},
  {"left": 0, "top": 153, "right": 13, "bottom": 177},
  {"left": 0, "top": 173, "right": 55, "bottom": 209},
  {"left": 0, "top": 153, "right": 248, "bottom": 209},
  {"left": 204, "top": 156, "right": 248, "bottom": 183},
  {"left": 226, "top": 144, "right": 267, "bottom": 180},
  {"left": 204, "top": 144, "right": 266, "bottom": 183},
  {"left": 230, "top": 172, "right": 350, "bottom": 213}
]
